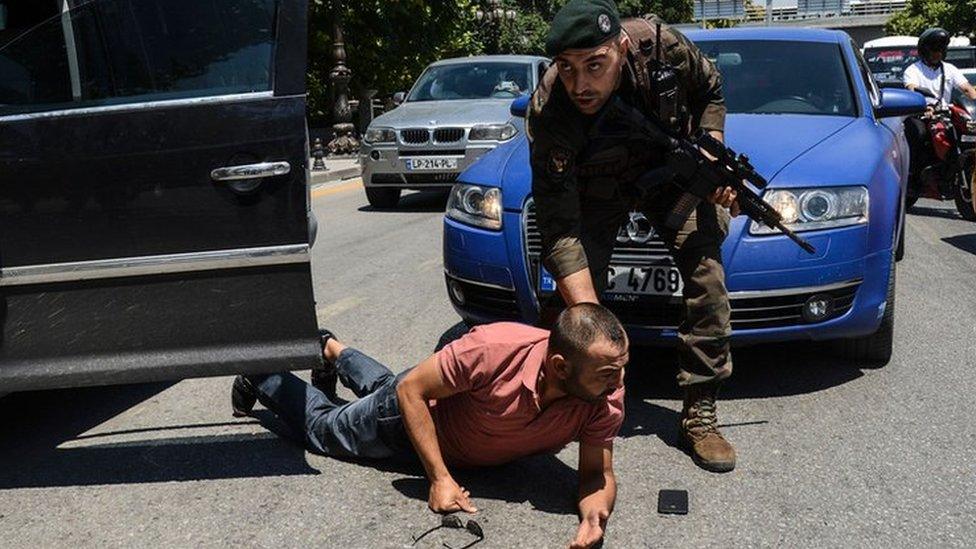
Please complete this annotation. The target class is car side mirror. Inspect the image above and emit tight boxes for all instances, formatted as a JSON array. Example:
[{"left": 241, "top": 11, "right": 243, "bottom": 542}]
[
  {"left": 392, "top": 92, "right": 406, "bottom": 105},
  {"left": 913, "top": 87, "right": 937, "bottom": 99},
  {"left": 510, "top": 94, "right": 530, "bottom": 118},
  {"left": 875, "top": 88, "right": 929, "bottom": 118}
]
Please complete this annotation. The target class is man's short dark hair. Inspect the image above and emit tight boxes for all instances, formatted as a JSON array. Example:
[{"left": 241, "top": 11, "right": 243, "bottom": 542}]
[{"left": 548, "top": 303, "right": 626, "bottom": 362}]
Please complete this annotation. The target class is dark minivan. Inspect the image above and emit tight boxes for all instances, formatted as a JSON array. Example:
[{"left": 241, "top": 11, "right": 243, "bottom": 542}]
[{"left": 0, "top": 0, "right": 321, "bottom": 391}]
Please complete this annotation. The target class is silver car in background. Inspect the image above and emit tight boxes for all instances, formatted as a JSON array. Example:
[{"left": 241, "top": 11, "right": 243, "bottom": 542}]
[{"left": 360, "top": 55, "right": 548, "bottom": 208}]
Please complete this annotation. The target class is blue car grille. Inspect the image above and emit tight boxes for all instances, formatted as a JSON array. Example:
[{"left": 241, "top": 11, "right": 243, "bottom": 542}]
[
  {"left": 522, "top": 199, "right": 861, "bottom": 330},
  {"left": 523, "top": 200, "right": 671, "bottom": 263}
]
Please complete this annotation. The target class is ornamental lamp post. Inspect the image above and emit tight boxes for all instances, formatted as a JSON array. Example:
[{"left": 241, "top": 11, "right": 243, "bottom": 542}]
[
  {"left": 475, "top": 0, "right": 517, "bottom": 55},
  {"left": 327, "top": 22, "right": 359, "bottom": 156}
]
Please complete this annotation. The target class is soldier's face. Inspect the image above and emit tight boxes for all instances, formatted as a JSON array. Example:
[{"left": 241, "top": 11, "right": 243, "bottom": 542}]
[{"left": 554, "top": 35, "right": 630, "bottom": 115}]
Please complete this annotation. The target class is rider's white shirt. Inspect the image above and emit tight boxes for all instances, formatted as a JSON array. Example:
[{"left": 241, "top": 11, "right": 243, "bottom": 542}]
[{"left": 902, "top": 60, "right": 968, "bottom": 106}]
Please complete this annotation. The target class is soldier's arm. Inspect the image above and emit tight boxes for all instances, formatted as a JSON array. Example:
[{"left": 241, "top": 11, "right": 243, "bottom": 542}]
[
  {"left": 528, "top": 108, "right": 597, "bottom": 305},
  {"left": 669, "top": 26, "right": 726, "bottom": 134}
]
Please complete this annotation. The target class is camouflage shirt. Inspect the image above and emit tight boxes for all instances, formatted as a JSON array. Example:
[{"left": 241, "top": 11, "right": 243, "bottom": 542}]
[{"left": 527, "top": 19, "right": 725, "bottom": 279}]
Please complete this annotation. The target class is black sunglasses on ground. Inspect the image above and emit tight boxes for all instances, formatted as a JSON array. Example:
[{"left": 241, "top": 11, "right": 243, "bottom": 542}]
[{"left": 411, "top": 514, "right": 484, "bottom": 548}]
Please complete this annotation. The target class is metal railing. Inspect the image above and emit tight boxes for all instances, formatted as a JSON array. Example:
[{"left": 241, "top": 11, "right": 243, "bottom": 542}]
[{"left": 694, "top": 0, "right": 906, "bottom": 24}]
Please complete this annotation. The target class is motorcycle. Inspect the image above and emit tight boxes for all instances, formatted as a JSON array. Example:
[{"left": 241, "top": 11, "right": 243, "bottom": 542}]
[{"left": 906, "top": 86, "right": 976, "bottom": 221}]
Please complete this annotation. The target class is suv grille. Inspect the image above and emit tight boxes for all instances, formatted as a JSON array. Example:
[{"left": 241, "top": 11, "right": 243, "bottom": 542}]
[
  {"left": 401, "top": 129, "right": 430, "bottom": 144},
  {"left": 434, "top": 128, "right": 465, "bottom": 143},
  {"left": 522, "top": 199, "right": 861, "bottom": 330}
]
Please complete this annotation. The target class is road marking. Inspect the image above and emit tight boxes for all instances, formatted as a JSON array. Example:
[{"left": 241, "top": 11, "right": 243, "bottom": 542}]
[
  {"left": 417, "top": 257, "right": 442, "bottom": 272},
  {"left": 312, "top": 178, "right": 363, "bottom": 199},
  {"left": 316, "top": 296, "right": 365, "bottom": 322}
]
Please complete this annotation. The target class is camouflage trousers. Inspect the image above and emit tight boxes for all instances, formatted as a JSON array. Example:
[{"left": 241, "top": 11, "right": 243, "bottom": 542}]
[{"left": 544, "top": 191, "right": 733, "bottom": 387}]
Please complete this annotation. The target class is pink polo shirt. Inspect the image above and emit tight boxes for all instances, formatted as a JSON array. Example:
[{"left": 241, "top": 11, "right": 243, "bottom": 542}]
[{"left": 430, "top": 322, "right": 625, "bottom": 468}]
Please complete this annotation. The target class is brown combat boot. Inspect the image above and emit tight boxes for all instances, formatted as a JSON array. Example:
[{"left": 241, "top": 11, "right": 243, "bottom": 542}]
[{"left": 680, "top": 385, "right": 736, "bottom": 473}]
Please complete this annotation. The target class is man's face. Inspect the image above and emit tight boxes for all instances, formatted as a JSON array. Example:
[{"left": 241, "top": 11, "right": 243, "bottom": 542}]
[
  {"left": 561, "top": 336, "right": 628, "bottom": 403},
  {"left": 923, "top": 49, "right": 944, "bottom": 67},
  {"left": 554, "top": 35, "right": 629, "bottom": 115}
]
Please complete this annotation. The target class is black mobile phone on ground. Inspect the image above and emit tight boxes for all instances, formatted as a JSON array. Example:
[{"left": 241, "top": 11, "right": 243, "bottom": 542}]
[{"left": 657, "top": 489, "right": 689, "bottom": 515}]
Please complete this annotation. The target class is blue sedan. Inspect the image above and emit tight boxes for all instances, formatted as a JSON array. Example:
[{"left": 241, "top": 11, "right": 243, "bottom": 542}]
[{"left": 441, "top": 28, "right": 926, "bottom": 365}]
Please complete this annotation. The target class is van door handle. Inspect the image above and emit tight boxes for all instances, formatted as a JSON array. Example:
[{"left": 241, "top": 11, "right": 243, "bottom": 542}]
[{"left": 211, "top": 161, "right": 291, "bottom": 181}]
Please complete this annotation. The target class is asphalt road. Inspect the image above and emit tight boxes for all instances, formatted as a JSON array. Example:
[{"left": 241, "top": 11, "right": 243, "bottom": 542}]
[{"left": 1, "top": 186, "right": 974, "bottom": 548}]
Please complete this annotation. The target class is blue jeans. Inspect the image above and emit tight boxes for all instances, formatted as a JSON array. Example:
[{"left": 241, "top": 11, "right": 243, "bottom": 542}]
[{"left": 246, "top": 349, "right": 411, "bottom": 459}]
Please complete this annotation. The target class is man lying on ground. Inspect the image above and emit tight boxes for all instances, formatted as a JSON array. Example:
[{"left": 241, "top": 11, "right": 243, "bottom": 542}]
[{"left": 231, "top": 303, "right": 628, "bottom": 548}]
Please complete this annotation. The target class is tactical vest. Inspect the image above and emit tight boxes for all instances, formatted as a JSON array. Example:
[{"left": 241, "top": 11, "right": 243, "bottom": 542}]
[{"left": 619, "top": 16, "right": 691, "bottom": 136}]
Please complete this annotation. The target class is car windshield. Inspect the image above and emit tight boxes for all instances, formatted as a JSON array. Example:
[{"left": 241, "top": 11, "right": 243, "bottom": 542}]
[
  {"left": 407, "top": 62, "right": 531, "bottom": 102},
  {"left": 696, "top": 40, "right": 856, "bottom": 116},
  {"left": 863, "top": 47, "right": 918, "bottom": 80}
]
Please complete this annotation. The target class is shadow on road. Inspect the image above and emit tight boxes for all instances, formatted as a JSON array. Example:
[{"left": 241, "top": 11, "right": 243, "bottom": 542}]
[
  {"left": 908, "top": 205, "right": 964, "bottom": 220},
  {"left": 357, "top": 190, "right": 449, "bottom": 213},
  {"left": 942, "top": 233, "right": 976, "bottom": 256},
  {"left": 0, "top": 383, "right": 317, "bottom": 489},
  {"left": 390, "top": 453, "right": 579, "bottom": 516},
  {"left": 618, "top": 342, "right": 864, "bottom": 455}
]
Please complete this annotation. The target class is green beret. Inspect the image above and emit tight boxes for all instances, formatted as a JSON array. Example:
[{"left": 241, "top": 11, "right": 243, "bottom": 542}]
[{"left": 545, "top": 0, "right": 621, "bottom": 56}]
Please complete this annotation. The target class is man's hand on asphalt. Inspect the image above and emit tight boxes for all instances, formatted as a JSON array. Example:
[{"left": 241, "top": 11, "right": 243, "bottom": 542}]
[
  {"left": 569, "top": 514, "right": 605, "bottom": 548},
  {"left": 708, "top": 186, "right": 741, "bottom": 217},
  {"left": 429, "top": 477, "right": 478, "bottom": 514}
]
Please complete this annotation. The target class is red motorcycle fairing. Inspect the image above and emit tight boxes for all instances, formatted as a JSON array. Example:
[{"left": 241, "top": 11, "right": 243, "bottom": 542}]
[{"left": 930, "top": 119, "right": 952, "bottom": 159}]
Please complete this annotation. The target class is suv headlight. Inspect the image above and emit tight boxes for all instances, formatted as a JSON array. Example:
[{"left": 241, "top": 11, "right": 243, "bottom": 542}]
[
  {"left": 469, "top": 123, "right": 518, "bottom": 142},
  {"left": 364, "top": 127, "right": 396, "bottom": 144},
  {"left": 446, "top": 184, "right": 502, "bottom": 230},
  {"left": 750, "top": 186, "right": 869, "bottom": 234}
]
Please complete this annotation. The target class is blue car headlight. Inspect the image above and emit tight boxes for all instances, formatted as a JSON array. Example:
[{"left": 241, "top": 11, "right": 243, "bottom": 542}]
[
  {"left": 750, "top": 186, "right": 869, "bottom": 234},
  {"left": 446, "top": 184, "right": 502, "bottom": 230}
]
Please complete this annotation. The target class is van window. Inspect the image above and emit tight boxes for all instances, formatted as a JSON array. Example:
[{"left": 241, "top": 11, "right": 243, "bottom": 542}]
[
  {"left": 946, "top": 47, "right": 976, "bottom": 69},
  {"left": 0, "top": 0, "right": 276, "bottom": 116}
]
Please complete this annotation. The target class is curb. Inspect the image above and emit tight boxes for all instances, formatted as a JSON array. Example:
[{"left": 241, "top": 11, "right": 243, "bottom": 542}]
[{"left": 310, "top": 166, "right": 362, "bottom": 186}]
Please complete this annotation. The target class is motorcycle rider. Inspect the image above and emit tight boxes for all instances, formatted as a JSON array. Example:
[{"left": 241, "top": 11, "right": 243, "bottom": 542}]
[{"left": 902, "top": 28, "right": 976, "bottom": 178}]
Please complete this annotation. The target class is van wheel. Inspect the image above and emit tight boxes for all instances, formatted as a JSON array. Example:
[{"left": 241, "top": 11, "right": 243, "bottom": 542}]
[
  {"left": 832, "top": 258, "right": 895, "bottom": 368},
  {"left": 365, "top": 187, "right": 401, "bottom": 209}
]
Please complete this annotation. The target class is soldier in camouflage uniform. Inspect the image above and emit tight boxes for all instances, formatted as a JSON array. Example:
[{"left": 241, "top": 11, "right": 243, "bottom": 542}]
[{"left": 529, "top": 0, "right": 740, "bottom": 472}]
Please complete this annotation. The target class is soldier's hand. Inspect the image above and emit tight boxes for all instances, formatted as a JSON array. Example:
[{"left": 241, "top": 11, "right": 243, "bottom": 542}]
[{"left": 708, "top": 186, "right": 740, "bottom": 217}]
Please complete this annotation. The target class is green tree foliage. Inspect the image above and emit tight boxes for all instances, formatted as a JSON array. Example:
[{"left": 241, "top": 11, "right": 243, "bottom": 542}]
[
  {"left": 491, "top": 0, "right": 694, "bottom": 55},
  {"left": 308, "top": 0, "right": 695, "bottom": 125},
  {"left": 885, "top": 0, "right": 976, "bottom": 37},
  {"left": 308, "top": 0, "right": 481, "bottom": 123}
]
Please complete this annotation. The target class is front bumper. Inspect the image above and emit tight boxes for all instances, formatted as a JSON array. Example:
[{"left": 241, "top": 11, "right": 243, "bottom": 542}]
[
  {"left": 443, "top": 212, "right": 893, "bottom": 346},
  {"left": 361, "top": 143, "right": 497, "bottom": 190}
]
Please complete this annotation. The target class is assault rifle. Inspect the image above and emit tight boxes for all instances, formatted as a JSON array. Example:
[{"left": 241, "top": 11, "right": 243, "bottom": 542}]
[{"left": 595, "top": 96, "right": 817, "bottom": 254}]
